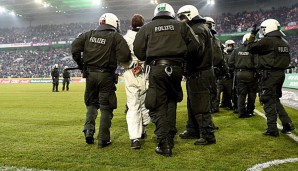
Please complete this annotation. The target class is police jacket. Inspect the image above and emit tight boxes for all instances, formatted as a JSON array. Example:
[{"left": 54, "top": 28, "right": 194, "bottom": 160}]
[
  {"left": 228, "top": 45, "right": 256, "bottom": 70},
  {"left": 63, "top": 70, "right": 70, "bottom": 79},
  {"left": 133, "top": 17, "right": 202, "bottom": 64},
  {"left": 51, "top": 68, "right": 59, "bottom": 78},
  {"left": 212, "top": 36, "right": 224, "bottom": 68},
  {"left": 246, "top": 31, "right": 290, "bottom": 70},
  {"left": 71, "top": 25, "right": 131, "bottom": 72},
  {"left": 186, "top": 18, "right": 213, "bottom": 75}
]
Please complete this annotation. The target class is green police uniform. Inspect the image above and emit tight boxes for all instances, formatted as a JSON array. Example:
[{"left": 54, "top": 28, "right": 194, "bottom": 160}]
[
  {"left": 51, "top": 68, "right": 59, "bottom": 92},
  {"left": 228, "top": 46, "right": 258, "bottom": 118},
  {"left": 185, "top": 19, "right": 216, "bottom": 145},
  {"left": 247, "top": 31, "right": 294, "bottom": 135},
  {"left": 62, "top": 70, "right": 70, "bottom": 91},
  {"left": 211, "top": 36, "right": 225, "bottom": 113},
  {"left": 133, "top": 16, "right": 201, "bottom": 153},
  {"left": 71, "top": 24, "right": 131, "bottom": 146}
]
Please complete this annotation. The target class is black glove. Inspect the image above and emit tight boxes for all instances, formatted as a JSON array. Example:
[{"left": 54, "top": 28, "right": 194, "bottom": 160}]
[{"left": 251, "top": 24, "right": 260, "bottom": 35}]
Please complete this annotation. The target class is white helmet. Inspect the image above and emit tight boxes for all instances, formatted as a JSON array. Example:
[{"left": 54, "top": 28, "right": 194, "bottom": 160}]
[
  {"left": 153, "top": 3, "right": 175, "bottom": 19},
  {"left": 204, "top": 16, "right": 216, "bottom": 32},
  {"left": 99, "top": 13, "right": 120, "bottom": 31},
  {"left": 259, "top": 19, "right": 285, "bottom": 37},
  {"left": 242, "top": 33, "right": 251, "bottom": 44},
  {"left": 225, "top": 40, "right": 235, "bottom": 46},
  {"left": 177, "top": 5, "right": 199, "bottom": 21}
]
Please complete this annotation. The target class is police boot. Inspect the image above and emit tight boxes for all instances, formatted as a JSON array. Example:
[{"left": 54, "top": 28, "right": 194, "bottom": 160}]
[
  {"left": 263, "top": 129, "right": 279, "bottom": 137},
  {"left": 281, "top": 123, "right": 295, "bottom": 134},
  {"left": 155, "top": 139, "right": 172, "bottom": 157},
  {"left": 52, "top": 85, "right": 55, "bottom": 92},
  {"left": 179, "top": 130, "right": 199, "bottom": 139},
  {"left": 84, "top": 130, "right": 94, "bottom": 144},
  {"left": 194, "top": 128, "right": 216, "bottom": 145},
  {"left": 55, "top": 85, "right": 59, "bottom": 92}
]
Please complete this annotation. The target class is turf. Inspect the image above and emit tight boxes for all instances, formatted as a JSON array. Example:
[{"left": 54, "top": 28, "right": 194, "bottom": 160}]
[{"left": 0, "top": 82, "right": 297, "bottom": 171}]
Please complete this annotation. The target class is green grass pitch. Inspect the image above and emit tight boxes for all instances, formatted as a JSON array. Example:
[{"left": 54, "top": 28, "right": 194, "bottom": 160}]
[{"left": 0, "top": 82, "right": 297, "bottom": 171}]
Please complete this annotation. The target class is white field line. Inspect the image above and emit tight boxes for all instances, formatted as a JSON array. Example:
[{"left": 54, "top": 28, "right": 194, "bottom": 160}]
[
  {"left": 246, "top": 158, "right": 298, "bottom": 171},
  {"left": 0, "top": 166, "right": 55, "bottom": 171},
  {"left": 254, "top": 109, "right": 298, "bottom": 143},
  {"left": 246, "top": 109, "right": 298, "bottom": 171}
]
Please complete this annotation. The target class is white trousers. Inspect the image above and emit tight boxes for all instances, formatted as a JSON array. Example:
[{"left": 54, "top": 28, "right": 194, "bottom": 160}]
[{"left": 123, "top": 69, "right": 150, "bottom": 140}]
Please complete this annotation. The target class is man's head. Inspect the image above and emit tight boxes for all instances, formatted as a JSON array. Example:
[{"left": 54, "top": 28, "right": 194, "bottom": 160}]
[
  {"left": 153, "top": 3, "right": 175, "bottom": 20},
  {"left": 259, "top": 18, "right": 285, "bottom": 37},
  {"left": 131, "top": 14, "right": 144, "bottom": 30},
  {"left": 177, "top": 5, "right": 205, "bottom": 23},
  {"left": 204, "top": 16, "right": 216, "bottom": 34},
  {"left": 99, "top": 13, "right": 120, "bottom": 32},
  {"left": 225, "top": 40, "right": 235, "bottom": 51}
]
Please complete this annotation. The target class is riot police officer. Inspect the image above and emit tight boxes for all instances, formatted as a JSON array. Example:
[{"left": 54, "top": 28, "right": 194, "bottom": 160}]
[
  {"left": 247, "top": 19, "right": 295, "bottom": 136},
  {"left": 228, "top": 33, "right": 257, "bottom": 118},
  {"left": 62, "top": 67, "right": 70, "bottom": 91},
  {"left": 71, "top": 13, "right": 131, "bottom": 147},
  {"left": 51, "top": 64, "right": 59, "bottom": 92},
  {"left": 221, "top": 40, "right": 236, "bottom": 111},
  {"left": 133, "top": 3, "right": 201, "bottom": 157},
  {"left": 204, "top": 16, "right": 225, "bottom": 114},
  {"left": 177, "top": 5, "right": 216, "bottom": 145}
]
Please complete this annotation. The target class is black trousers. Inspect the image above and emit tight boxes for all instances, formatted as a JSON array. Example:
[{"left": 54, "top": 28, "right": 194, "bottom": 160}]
[
  {"left": 259, "top": 70, "right": 292, "bottom": 132},
  {"left": 83, "top": 71, "right": 117, "bottom": 142},
  {"left": 145, "top": 65, "right": 183, "bottom": 141},
  {"left": 186, "top": 69, "right": 215, "bottom": 140}
]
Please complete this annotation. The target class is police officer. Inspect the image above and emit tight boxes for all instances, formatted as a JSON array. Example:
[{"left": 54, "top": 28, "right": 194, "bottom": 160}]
[
  {"left": 204, "top": 16, "right": 225, "bottom": 114},
  {"left": 177, "top": 5, "right": 216, "bottom": 145},
  {"left": 133, "top": 3, "right": 201, "bottom": 157},
  {"left": 247, "top": 19, "right": 295, "bottom": 136},
  {"left": 221, "top": 40, "right": 235, "bottom": 110},
  {"left": 123, "top": 14, "right": 150, "bottom": 149},
  {"left": 228, "top": 33, "right": 257, "bottom": 118},
  {"left": 62, "top": 67, "right": 70, "bottom": 91},
  {"left": 51, "top": 64, "right": 59, "bottom": 92},
  {"left": 71, "top": 13, "right": 131, "bottom": 147}
]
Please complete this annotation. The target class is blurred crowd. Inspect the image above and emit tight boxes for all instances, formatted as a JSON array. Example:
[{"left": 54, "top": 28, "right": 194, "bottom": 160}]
[
  {"left": 0, "top": 3, "right": 298, "bottom": 78},
  {"left": 0, "top": 48, "right": 81, "bottom": 78},
  {"left": 214, "top": 3, "right": 298, "bottom": 33}
]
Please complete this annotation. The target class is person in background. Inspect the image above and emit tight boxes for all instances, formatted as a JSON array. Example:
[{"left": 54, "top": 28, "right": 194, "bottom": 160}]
[
  {"left": 62, "top": 67, "right": 70, "bottom": 91},
  {"left": 247, "top": 19, "right": 295, "bottom": 136},
  {"left": 228, "top": 33, "right": 257, "bottom": 118},
  {"left": 51, "top": 64, "right": 59, "bottom": 92}
]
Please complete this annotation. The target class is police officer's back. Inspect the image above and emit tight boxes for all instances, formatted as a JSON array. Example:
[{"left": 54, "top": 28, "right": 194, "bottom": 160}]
[
  {"left": 62, "top": 68, "right": 70, "bottom": 91},
  {"left": 51, "top": 64, "right": 59, "bottom": 92},
  {"left": 228, "top": 33, "right": 257, "bottom": 118},
  {"left": 133, "top": 3, "right": 201, "bottom": 157},
  {"left": 71, "top": 13, "right": 131, "bottom": 147},
  {"left": 247, "top": 19, "right": 295, "bottom": 136}
]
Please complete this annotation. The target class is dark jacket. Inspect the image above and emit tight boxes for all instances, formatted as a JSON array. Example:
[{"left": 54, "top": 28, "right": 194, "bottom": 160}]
[
  {"left": 229, "top": 45, "right": 257, "bottom": 70},
  {"left": 187, "top": 20, "right": 213, "bottom": 75},
  {"left": 246, "top": 33, "right": 290, "bottom": 70},
  {"left": 51, "top": 68, "right": 59, "bottom": 79},
  {"left": 133, "top": 17, "right": 202, "bottom": 64},
  {"left": 71, "top": 25, "right": 131, "bottom": 72}
]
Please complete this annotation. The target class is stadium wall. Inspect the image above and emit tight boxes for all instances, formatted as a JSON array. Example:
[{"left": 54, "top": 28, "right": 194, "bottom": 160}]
[{"left": 0, "top": 75, "right": 297, "bottom": 90}]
